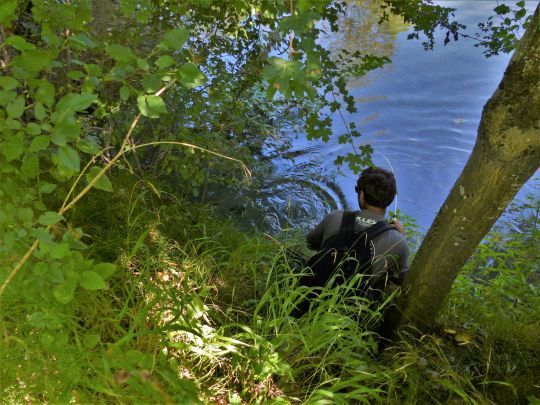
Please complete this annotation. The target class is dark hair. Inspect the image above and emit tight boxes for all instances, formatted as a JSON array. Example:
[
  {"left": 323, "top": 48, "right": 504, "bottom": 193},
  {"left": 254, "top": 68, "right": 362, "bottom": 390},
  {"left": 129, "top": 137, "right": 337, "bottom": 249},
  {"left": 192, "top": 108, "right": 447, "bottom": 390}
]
[{"left": 355, "top": 167, "right": 397, "bottom": 208}]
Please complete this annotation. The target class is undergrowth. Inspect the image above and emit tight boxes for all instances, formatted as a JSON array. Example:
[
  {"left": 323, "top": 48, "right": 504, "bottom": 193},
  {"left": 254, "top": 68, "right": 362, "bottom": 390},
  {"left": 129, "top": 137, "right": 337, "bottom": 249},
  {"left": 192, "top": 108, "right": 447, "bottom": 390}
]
[{"left": 1, "top": 175, "right": 538, "bottom": 403}]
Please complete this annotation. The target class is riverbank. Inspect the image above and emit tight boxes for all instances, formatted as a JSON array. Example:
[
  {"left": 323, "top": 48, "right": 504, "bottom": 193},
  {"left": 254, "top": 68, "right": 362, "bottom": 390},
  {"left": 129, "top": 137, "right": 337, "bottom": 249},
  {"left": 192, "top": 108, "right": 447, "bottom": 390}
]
[{"left": 3, "top": 174, "right": 537, "bottom": 403}]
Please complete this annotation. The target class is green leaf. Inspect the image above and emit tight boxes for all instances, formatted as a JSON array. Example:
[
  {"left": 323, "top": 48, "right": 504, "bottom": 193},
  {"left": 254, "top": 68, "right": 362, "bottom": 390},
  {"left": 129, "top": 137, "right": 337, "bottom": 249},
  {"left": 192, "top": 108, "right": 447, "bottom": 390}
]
[
  {"left": 52, "top": 120, "right": 81, "bottom": 145},
  {"left": 176, "top": 63, "right": 207, "bottom": 89},
  {"left": 34, "top": 102, "right": 47, "bottom": 120},
  {"left": 137, "top": 95, "right": 167, "bottom": 118},
  {"left": 38, "top": 211, "right": 64, "bottom": 226},
  {"left": 21, "top": 155, "right": 40, "bottom": 179},
  {"left": 494, "top": 4, "right": 511, "bottom": 15},
  {"left": 77, "top": 137, "right": 101, "bottom": 154},
  {"left": 57, "top": 145, "right": 80, "bottom": 171},
  {"left": 67, "top": 70, "right": 85, "bottom": 80},
  {"left": 119, "top": 85, "right": 130, "bottom": 101},
  {"left": 35, "top": 80, "right": 55, "bottom": 107},
  {"left": 159, "top": 27, "right": 189, "bottom": 50},
  {"left": 515, "top": 8, "right": 526, "bottom": 20},
  {"left": 26, "top": 122, "right": 41, "bottom": 136},
  {"left": 92, "top": 263, "right": 117, "bottom": 280},
  {"left": 51, "top": 129, "right": 66, "bottom": 146},
  {"left": 68, "top": 34, "right": 97, "bottom": 49},
  {"left": 12, "top": 50, "right": 57, "bottom": 72},
  {"left": 278, "top": 11, "right": 320, "bottom": 34},
  {"left": 106, "top": 44, "right": 136, "bottom": 63},
  {"left": 85, "top": 166, "right": 113, "bottom": 192},
  {"left": 137, "top": 58, "right": 149, "bottom": 71},
  {"left": 17, "top": 207, "right": 33, "bottom": 224},
  {"left": 83, "top": 63, "right": 102, "bottom": 77},
  {"left": 29, "top": 135, "right": 50, "bottom": 152},
  {"left": 119, "top": 0, "right": 136, "bottom": 16},
  {"left": 5, "top": 35, "right": 36, "bottom": 51},
  {"left": 141, "top": 75, "right": 162, "bottom": 93},
  {"left": 40, "top": 25, "right": 62, "bottom": 48},
  {"left": 50, "top": 243, "right": 71, "bottom": 259},
  {"left": 72, "top": 92, "right": 97, "bottom": 111},
  {"left": 6, "top": 118, "right": 21, "bottom": 130},
  {"left": 0, "top": 90, "right": 16, "bottom": 105},
  {"left": 7, "top": 96, "right": 25, "bottom": 118},
  {"left": 155, "top": 55, "right": 175, "bottom": 68},
  {"left": 2, "top": 135, "right": 24, "bottom": 161},
  {"left": 28, "top": 312, "right": 48, "bottom": 329},
  {"left": 56, "top": 92, "right": 96, "bottom": 115},
  {"left": 0, "top": 1, "right": 17, "bottom": 26},
  {"left": 40, "top": 333, "right": 54, "bottom": 349},
  {"left": 39, "top": 182, "right": 57, "bottom": 194},
  {"left": 0, "top": 76, "right": 18, "bottom": 90},
  {"left": 53, "top": 280, "right": 77, "bottom": 304},
  {"left": 262, "top": 57, "right": 313, "bottom": 99},
  {"left": 80, "top": 271, "right": 106, "bottom": 290}
]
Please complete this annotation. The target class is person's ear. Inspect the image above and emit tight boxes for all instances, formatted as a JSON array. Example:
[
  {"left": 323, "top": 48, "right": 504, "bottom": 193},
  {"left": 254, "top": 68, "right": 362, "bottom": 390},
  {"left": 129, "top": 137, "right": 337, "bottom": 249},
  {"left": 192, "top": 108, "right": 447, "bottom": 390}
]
[{"left": 359, "top": 190, "right": 365, "bottom": 206}]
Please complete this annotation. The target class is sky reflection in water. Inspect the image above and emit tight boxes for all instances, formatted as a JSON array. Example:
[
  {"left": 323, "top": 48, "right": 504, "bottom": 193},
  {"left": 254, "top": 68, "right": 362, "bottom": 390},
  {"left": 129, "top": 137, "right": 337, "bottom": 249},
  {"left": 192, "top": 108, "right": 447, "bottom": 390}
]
[{"left": 293, "top": 0, "right": 538, "bottom": 231}]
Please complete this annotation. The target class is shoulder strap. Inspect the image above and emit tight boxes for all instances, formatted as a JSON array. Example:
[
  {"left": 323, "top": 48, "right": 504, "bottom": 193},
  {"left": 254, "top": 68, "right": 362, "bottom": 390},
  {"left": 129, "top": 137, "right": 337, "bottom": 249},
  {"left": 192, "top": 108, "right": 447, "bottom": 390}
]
[
  {"left": 365, "top": 221, "right": 393, "bottom": 241},
  {"left": 350, "top": 221, "right": 393, "bottom": 251},
  {"left": 340, "top": 211, "right": 357, "bottom": 246}
]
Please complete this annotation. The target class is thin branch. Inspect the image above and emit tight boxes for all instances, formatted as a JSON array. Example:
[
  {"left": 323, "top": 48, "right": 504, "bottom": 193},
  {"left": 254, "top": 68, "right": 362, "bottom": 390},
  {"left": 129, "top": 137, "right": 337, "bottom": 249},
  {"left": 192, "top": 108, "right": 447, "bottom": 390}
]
[
  {"left": 132, "top": 141, "right": 252, "bottom": 179},
  {"left": 0, "top": 25, "right": 11, "bottom": 69},
  {"left": 0, "top": 84, "right": 171, "bottom": 297},
  {"left": 0, "top": 82, "right": 253, "bottom": 297}
]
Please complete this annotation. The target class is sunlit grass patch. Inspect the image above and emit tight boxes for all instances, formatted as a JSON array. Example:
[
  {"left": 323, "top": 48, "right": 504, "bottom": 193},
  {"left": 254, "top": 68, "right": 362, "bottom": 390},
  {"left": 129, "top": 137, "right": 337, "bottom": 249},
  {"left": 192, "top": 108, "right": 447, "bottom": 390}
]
[{"left": 2, "top": 175, "right": 538, "bottom": 403}]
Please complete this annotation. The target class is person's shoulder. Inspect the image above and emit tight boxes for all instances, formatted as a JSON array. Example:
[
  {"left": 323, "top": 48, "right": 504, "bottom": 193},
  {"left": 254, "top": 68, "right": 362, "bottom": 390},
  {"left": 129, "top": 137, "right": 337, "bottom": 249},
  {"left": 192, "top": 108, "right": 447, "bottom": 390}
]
[
  {"left": 378, "top": 226, "right": 407, "bottom": 245},
  {"left": 324, "top": 209, "right": 345, "bottom": 221},
  {"left": 387, "top": 228, "right": 409, "bottom": 251},
  {"left": 389, "top": 227, "right": 406, "bottom": 238},
  {"left": 312, "top": 210, "right": 344, "bottom": 231}
]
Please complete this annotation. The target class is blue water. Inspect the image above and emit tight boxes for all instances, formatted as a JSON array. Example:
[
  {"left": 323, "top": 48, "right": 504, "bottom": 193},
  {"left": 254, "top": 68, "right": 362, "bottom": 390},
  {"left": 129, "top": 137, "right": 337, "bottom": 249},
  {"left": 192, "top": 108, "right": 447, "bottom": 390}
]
[{"left": 294, "top": 0, "right": 538, "bottom": 231}]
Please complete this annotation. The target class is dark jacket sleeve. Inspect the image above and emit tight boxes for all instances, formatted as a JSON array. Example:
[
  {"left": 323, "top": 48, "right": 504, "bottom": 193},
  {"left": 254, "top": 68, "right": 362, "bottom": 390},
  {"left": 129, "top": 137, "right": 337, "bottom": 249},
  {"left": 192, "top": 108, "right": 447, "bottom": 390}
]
[
  {"left": 306, "top": 220, "right": 325, "bottom": 250},
  {"left": 306, "top": 211, "right": 339, "bottom": 250},
  {"left": 396, "top": 238, "right": 410, "bottom": 284}
]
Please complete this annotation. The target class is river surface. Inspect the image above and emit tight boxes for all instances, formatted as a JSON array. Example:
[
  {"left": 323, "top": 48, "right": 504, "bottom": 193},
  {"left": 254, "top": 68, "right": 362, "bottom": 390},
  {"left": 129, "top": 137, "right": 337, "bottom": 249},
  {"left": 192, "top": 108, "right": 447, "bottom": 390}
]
[
  {"left": 212, "top": 1, "right": 538, "bottom": 235},
  {"left": 284, "top": 0, "right": 539, "bottom": 233}
]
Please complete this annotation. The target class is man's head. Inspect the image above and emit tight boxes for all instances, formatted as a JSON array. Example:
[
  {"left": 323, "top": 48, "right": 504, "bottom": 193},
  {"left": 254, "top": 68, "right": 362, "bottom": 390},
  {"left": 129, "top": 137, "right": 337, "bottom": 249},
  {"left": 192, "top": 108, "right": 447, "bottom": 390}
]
[{"left": 355, "top": 167, "right": 397, "bottom": 210}]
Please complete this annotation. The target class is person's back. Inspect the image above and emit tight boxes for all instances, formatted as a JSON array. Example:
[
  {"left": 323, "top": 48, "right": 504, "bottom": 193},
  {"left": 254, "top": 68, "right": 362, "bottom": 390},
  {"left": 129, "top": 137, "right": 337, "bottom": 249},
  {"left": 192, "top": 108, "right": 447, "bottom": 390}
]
[
  {"left": 307, "top": 208, "right": 408, "bottom": 291},
  {"left": 305, "top": 167, "right": 409, "bottom": 304}
]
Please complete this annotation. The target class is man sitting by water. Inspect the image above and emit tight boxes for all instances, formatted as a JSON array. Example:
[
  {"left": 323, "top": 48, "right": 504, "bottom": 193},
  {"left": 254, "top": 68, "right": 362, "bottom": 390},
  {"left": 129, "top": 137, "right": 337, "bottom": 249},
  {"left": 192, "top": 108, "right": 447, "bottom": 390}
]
[{"left": 305, "top": 167, "right": 409, "bottom": 298}]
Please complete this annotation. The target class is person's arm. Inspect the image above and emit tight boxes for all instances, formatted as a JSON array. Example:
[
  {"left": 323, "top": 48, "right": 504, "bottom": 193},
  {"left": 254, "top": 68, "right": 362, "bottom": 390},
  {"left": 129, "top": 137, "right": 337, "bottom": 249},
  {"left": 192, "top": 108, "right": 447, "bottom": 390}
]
[
  {"left": 306, "top": 211, "right": 337, "bottom": 250},
  {"left": 396, "top": 239, "right": 409, "bottom": 284},
  {"left": 306, "top": 219, "right": 325, "bottom": 251},
  {"left": 307, "top": 210, "right": 344, "bottom": 250},
  {"left": 390, "top": 218, "right": 405, "bottom": 234}
]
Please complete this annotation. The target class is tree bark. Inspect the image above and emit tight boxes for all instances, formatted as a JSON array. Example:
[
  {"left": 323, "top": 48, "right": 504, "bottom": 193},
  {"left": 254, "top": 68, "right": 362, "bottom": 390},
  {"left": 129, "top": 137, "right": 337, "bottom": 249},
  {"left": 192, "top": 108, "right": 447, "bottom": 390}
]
[{"left": 396, "top": 6, "right": 540, "bottom": 328}]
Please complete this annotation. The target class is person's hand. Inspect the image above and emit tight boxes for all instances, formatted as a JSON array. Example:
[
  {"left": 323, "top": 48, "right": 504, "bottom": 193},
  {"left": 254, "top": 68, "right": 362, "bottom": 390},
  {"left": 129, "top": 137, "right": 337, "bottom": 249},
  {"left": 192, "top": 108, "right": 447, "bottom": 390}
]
[{"left": 390, "top": 217, "right": 405, "bottom": 234}]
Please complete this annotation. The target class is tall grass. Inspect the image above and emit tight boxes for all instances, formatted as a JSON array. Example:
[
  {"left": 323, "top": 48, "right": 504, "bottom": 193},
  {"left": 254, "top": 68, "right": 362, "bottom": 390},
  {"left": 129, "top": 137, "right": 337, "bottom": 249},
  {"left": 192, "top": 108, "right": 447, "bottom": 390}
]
[{"left": 1, "top": 176, "right": 538, "bottom": 403}]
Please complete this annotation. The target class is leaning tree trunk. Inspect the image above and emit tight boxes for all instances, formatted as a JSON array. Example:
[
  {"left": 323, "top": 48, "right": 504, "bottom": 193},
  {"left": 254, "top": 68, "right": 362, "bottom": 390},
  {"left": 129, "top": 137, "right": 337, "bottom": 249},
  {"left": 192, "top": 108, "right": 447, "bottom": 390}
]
[{"left": 397, "top": 5, "right": 540, "bottom": 328}]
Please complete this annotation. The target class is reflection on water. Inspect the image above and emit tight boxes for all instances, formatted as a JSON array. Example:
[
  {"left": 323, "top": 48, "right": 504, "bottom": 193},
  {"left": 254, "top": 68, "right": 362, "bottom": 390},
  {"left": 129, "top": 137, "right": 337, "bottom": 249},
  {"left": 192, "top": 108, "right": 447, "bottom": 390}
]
[
  {"left": 209, "top": 145, "right": 346, "bottom": 233},
  {"left": 293, "top": 0, "right": 538, "bottom": 232},
  {"left": 324, "top": 0, "right": 409, "bottom": 88},
  {"left": 219, "top": 1, "right": 538, "bottom": 234}
]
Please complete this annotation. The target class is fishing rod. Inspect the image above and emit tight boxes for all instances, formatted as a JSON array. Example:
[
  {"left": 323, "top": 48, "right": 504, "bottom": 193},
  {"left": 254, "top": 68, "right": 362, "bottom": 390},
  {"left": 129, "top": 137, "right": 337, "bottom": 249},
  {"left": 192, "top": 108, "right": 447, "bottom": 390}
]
[
  {"left": 374, "top": 151, "right": 399, "bottom": 222},
  {"left": 333, "top": 93, "right": 399, "bottom": 221}
]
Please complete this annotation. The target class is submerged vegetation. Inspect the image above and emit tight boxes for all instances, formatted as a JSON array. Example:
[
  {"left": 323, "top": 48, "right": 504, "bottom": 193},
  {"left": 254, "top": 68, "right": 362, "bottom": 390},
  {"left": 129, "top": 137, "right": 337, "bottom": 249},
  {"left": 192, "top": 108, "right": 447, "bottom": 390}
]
[{"left": 1, "top": 0, "right": 538, "bottom": 403}]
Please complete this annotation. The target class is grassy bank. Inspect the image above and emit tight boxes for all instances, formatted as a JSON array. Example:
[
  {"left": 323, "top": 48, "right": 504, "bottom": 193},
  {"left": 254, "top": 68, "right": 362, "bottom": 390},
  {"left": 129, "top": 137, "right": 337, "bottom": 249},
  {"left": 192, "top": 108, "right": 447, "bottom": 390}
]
[{"left": 1, "top": 176, "right": 538, "bottom": 404}]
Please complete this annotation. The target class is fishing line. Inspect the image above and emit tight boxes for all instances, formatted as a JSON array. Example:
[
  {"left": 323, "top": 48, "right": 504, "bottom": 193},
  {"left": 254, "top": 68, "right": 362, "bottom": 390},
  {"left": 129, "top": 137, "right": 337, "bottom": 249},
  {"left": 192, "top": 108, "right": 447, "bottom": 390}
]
[
  {"left": 333, "top": 96, "right": 399, "bottom": 220},
  {"left": 374, "top": 151, "right": 398, "bottom": 220}
]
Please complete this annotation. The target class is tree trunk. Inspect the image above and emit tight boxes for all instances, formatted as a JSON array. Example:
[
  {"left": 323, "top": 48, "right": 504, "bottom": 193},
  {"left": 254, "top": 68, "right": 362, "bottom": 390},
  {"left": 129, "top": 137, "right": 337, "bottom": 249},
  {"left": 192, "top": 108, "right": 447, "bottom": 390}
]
[{"left": 396, "top": 6, "right": 540, "bottom": 328}]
